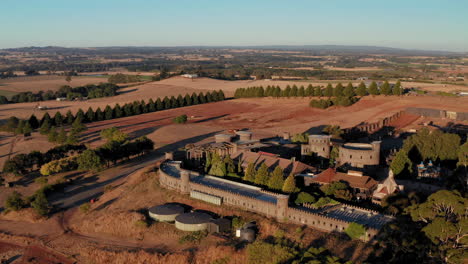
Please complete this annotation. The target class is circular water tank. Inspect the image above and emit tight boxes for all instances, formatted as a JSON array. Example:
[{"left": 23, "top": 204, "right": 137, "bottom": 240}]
[
  {"left": 148, "top": 204, "right": 185, "bottom": 222},
  {"left": 175, "top": 212, "right": 212, "bottom": 232}
]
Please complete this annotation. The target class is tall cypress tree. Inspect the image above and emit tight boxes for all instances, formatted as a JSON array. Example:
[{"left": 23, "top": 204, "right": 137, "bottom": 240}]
[
  {"left": 282, "top": 173, "right": 296, "bottom": 193},
  {"left": 86, "top": 107, "right": 95, "bottom": 122},
  {"left": 124, "top": 103, "right": 133, "bottom": 116},
  {"left": 344, "top": 82, "right": 356, "bottom": 97},
  {"left": 198, "top": 92, "right": 206, "bottom": 104},
  {"left": 191, "top": 93, "right": 199, "bottom": 105},
  {"left": 393, "top": 80, "right": 402, "bottom": 96},
  {"left": 28, "top": 114, "right": 40, "bottom": 129},
  {"left": 184, "top": 94, "right": 192, "bottom": 106},
  {"left": 356, "top": 82, "right": 368, "bottom": 96},
  {"left": 39, "top": 118, "right": 51, "bottom": 135},
  {"left": 205, "top": 92, "right": 213, "bottom": 102},
  {"left": 156, "top": 98, "right": 163, "bottom": 110},
  {"left": 306, "top": 84, "right": 313, "bottom": 96},
  {"left": 314, "top": 86, "right": 323, "bottom": 97},
  {"left": 381, "top": 81, "right": 391, "bottom": 95},
  {"left": 298, "top": 86, "right": 305, "bottom": 97},
  {"left": 65, "top": 110, "right": 74, "bottom": 125},
  {"left": 141, "top": 100, "right": 148, "bottom": 113},
  {"left": 368, "top": 81, "right": 379, "bottom": 95},
  {"left": 104, "top": 105, "right": 113, "bottom": 120},
  {"left": 163, "top": 96, "right": 171, "bottom": 109},
  {"left": 132, "top": 101, "right": 142, "bottom": 115},
  {"left": 75, "top": 109, "right": 85, "bottom": 123},
  {"left": 95, "top": 107, "right": 104, "bottom": 121},
  {"left": 114, "top": 103, "right": 123, "bottom": 118},
  {"left": 177, "top": 95, "right": 184, "bottom": 107},
  {"left": 324, "top": 84, "right": 333, "bottom": 97},
  {"left": 334, "top": 83, "right": 344, "bottom": 97},
  {"left": 54, "top": 112, "right": 63, "bottom": 127},
  {"left": 218, "top": 90, "right": 225, "bottom": 100},
  {"left": 147, "top": 98, "right": 156, "bottom": 112},
  {"left": 243, "top": 162, "right": 256, "bottom": 182},
  {"left": 170, "top": 96, "right": 178, "bottom": 108},
  {"left": 254, "top": 163, "right": 269, "bottom": 186},
  {"left": 268, "top": 166, "right": 284, "bottom": 191},
  {"left": 40, "top": 112, "right": 51, "bottom": 127}
]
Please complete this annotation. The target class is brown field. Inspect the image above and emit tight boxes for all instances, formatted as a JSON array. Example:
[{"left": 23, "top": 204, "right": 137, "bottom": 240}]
[
  {"left": 0, "top": 75, "right": 107, "bottom": 93},
  {"left": 2, "top": 95, "right": 467, "bottom": 168},
  {"left": 402, "top": 81, "right": 468, "bottom": 92}
]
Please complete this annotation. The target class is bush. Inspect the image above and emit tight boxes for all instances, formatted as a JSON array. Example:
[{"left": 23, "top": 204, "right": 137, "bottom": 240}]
[
  {"left": 295, "top": 192, "right": 316, "bottom": 205},
  {"left": 310, "top": 197, "right": 339, "bottom": 208},
  {"left": 35, "top": 176, "right": 48, "bottom": 185},
  {"left": 345, "top": 222, "right": 366, "bottom": 240},
  {"left": 31, "top": 190, "right": 50, "bottom": 216},
  {"left": 5, "top": 191, "right": 25, "bottom": 211},
  {"left": 173, "top": 114, "right": 188, "bottom": 124},
  {"left": 135, "top": 219, "right": 148, "bottom": 228},
  {"left": 80, "top": 202, "right": 91, "bottom": 214},
  {"left": 178, "top": 230, "right": 208, "bottom": 244}
]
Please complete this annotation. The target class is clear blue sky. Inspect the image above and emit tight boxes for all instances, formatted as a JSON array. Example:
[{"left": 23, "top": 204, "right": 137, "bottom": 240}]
[{"left": 2, "top": 0, "right": 467, "bottom": 51}]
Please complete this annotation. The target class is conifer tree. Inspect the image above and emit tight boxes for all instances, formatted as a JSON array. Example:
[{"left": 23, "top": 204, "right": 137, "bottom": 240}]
[
  {"left": 368, "top": 81, "right": 379, "bottom": 95},
  {"left": 324, "top": 84, "right": 333, "bottom": 97},
  {"left": 48, "top": 126, "right": 57, "bottom": 142},
  {"left": 123, "top": 104, "right": 133, "bottom": 116},
  {"left": 268, "top": 166, "right": 284, "bottom": 190},
  {"left": 282, "top": 174, "right": 296, "bottom": 193},
  {"left": 306, "top": 84, "right": 313, "bottom": 96},
  {"left": 224, "top": 155, "right": 236, "bottom": 174},
  {"left": 209, "top": 153, "right": 227, "bottom": 176},
  {"left": 104, "top": 105, "right": 113, "bottom": 120},
  {"left": 39, "top": 118, "right": 51, "bottom": 135},
  {"left": 344, "top": 82, "right": 355, "bottom": 97},
  {"left": 75, "top": 109, "right": 85, "bottom": 123},
  {"left": 177, "top": 94, "right": 185, "bottom": 106},
  {"left": 163, "top": 96, "right": 171, "bottom": 109},
  {"left": 65, "top": 110, "right": 74, "bottom": 125},
  {"left": 211, "top": 90, "right": 219, "bottom": 101},
  {"left": 298, "top": 86, "right": 305, "bottom": 97},
  {"left": 184, "top": 94, "right": 192, "bottom": 106},
  {"left": 393, "top": 80, "right": 402, "bottom": 96},
  {"left": 95, "top": 107, "right": 104, "bottom": 121},
  {"left": 218, "top": 90, "right": 225, "bottom": 100},
  {"left": 114, "top": 104, "right": 123, "bottom": 118},
  {"left": 57, "top": 127, "right": 67, "bottom": 144},
  {"left": 28, "top": 114, "right": 40, "bottom": 129},
  {"left": 199, "top": 92, "right": 206, "bottom": 103},
  {"left": 381, "top": 81, "right": 391, "bottom": 95},
  {"left": 254, "top": 163, "right": 269, "bottom": 185},
  {"left": 54, "top": 112, "right": 63, "bottom": 127},
  {"left": 191, "top": 93, "right": 199, "bottom": 105},
  {"left": 273, "top": 86, "right": 281, "bottom": 97},
  {"left": 334, "top": 83, "right": 344, "bottom": 97},
  {"left": 205, "top": 152, "right": 212, "bottom": 173},
  {"left": 170, "top": 96, "right": 179, "bottom": 108},
  {"left": 147, "top": 98, "right": 156, "bottom": 112},
  {"left": 40, "top": 112, "right": 51, "bottom": 127},
  {"left": 356, "top": 82, "right": 368, "bottom": 96},
  {"left": 156, "top": 98, "right": 163, "bottom": 110},
  {"left": 22, "top": 122, "right": 32, "bottom": 136},
  {"left": 132, "top": 101, "right": 142, "bottom": 115},
  {"left": 291, "top": 85, "right": 298, "bottom": 97},
  {"left": 205, "top": 92, "right": 213, "bottom": 102},
  {"left": 86, "top": 107, "right": 94, "bottom": 122},
  {"left": 243, "top": 162, "right": 256, "bottom": 182},
  {"left": 314, "top": 87, "right": 323, "bottom": 97},
  {"left": 141, "top": 100, "right": 148, "bottom": 113},
  {"left": 71, "top": 117, "right": 87, "bottom": 134}
]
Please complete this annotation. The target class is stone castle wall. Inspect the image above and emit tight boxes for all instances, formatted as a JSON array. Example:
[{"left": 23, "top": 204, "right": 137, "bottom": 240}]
[{"left": 159, "top": 164, "right": 380, "bottom": 240}]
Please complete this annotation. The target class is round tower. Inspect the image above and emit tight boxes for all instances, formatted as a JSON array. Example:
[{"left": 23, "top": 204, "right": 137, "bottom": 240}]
[
  {"left": 276, "top": 194, "right": 289, "bottom": 222},
  {"left": 180, "top": 170, "right": 190, "bottom": 194}
]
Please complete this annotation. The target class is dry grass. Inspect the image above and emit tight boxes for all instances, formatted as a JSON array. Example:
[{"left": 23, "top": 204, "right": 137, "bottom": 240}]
[{"left": 0, "top": 75, "right": 107, "bottom": 93}]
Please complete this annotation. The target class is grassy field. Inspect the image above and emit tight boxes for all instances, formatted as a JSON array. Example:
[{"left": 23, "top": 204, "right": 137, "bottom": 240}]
[{"left": 0, "top": 89, "right": 19, "bottom": 99}]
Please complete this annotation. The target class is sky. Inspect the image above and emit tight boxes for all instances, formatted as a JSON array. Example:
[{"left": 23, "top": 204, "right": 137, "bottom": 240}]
[{"left": 1, "top": 0, "right": 467, "bottom": 51}]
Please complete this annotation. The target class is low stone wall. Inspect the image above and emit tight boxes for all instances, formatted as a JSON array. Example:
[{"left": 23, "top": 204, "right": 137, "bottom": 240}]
[{"left": 406, "top": 107, "right": 468, "bottom": 121}]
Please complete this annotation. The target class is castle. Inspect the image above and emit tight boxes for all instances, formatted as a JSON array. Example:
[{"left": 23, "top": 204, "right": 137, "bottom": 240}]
[{"left": 158, "top": 155, "right": 394, "bottom": 241}]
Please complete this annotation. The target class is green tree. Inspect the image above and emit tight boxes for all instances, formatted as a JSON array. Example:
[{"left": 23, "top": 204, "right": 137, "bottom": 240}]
[
  {"left": 39, "top": 118, "right": 51, "bottom": 135},
  {"left": 100, "top": 127, "right": 128, "bottom": 143},
  {"left": 77, "top": 149, "right": 103, "bottom": 172},
  {"left": 208, "top": 153, "right": 226, "bottom": 176},
  {"left": 406, "top": 190, "right": 467, "bottom": 263},
  {"left": 329, "top": 146, "right": 339, "bottom": 166},
  {"left": 345, "top": 223, "right": 366, "bottom": 240},
  {"left": 313, "top": 86, "right": 323, "bottom": 97},
  {"left": 14, "top": 120, "right": 25, "bottom": 135},
  {"left": 390, "top": 150, "right": 413, "bottom": 176},
  {"left": 282, "top": 173, "right": 296, "bottom": 193},
  {"left": 294, "top": 192, "right": 316, "bottom": 205},
  {"left": 343, "top": 82, "right": 355, "bottom": 97},
  {"left": 28, "top": 114, "right": 40, "bottom": 129},
  {"left": 224, "top": 155, "right": 236, "bottom": 174},
  {"left": 324, "top": 84, "right": 333, "bottom": 97},
  {"left": 320, "top": 181, "right": 352, "bottom": 200},
  {"left": 95, "top": 107, "right": 104, "bottom": 121},
  {"left": 104, "top": 105, "right": 113, "bottom": 120},
  {"left": 243, "top": 162, "right": 256, "bottom": 182},
  {"left": 368, "top": 81, "right": 379, "bottom": 95},
  {"left": 86, "top": 107, "right": 94, "bottom": 122},
  {"left": 333, "top": 83, "right": 344, "bottom": 97},
  {"left": 254, "top": 163, "right": 269, "bottom": 185},
  {"left": 173, "top": 114, "right": 188, "bottom": 124},
  {"left": 381, "top": 81, "right": 391, "bottom": 95},
  {"left": 356, "top": 81, "right": 368, "bottom": 96},
  {"left": 22, "top": 122, "right": 32, "bottom": 136},
  {"left": 65, "top": 110, "right": 74, "bottom": 125},
  {"left": 54, "top": 111, "right": 63, "bottom": 126},
  {"left": 392, "top": 80, "right": 403, "bottom": 96},
  {"left": 5, "top": 191, "right": 25, "bottom": 211},
  {"left": 267, "top": 166, "right": 284, "bottom": 190},
  {"left": 114, "top": 104, "right": 123, "bottom": 118},
  {"left": 48, "top": 126, "right": 58, "bottom": 142},
  {"left": 71, "top": 117, "right": 87, "bottom": 134},
  {"left": 56, "top": 127, "right": 67, "bottom": 144},
  {"left": 31, "top": 191, "right": 49, "bottom": 216}
]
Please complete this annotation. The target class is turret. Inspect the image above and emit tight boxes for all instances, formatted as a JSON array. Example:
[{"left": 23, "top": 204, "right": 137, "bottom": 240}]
[
  {"left": 276, "top": 194, "right": 289, "bottom": 222},
  {"left": 180, "top": 170, "right": 190, "bottom": 194}
]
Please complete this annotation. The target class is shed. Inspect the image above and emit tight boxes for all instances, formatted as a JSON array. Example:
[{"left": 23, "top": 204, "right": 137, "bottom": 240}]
[{"left": 208, "top": 218, "right": 231, "bottom": 233}]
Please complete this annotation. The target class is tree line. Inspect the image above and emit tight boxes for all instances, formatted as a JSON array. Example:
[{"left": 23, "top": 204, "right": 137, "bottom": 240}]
[
  {"left": 0, "top": 83, "right": 119, "bottom": 104},
  {"left": 1, "top": 90, "right": 226, "bottom": 134}
]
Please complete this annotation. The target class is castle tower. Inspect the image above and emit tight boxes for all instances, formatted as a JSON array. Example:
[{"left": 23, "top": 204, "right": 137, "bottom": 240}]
[
  {"left": 276, "top": 194, "right": 289, "bottom": 222},
  {"left": 180, "top": 170, "right": 190, "bottom": 194}
]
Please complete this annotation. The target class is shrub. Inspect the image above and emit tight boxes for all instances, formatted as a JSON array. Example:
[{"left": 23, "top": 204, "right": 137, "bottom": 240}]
[
  {"left": 173, "top": 114, "right": 188, "bottom": 124},
  {"left": 80, "top": 202, "right": 91, "bottom": 214},
  {"left": 135, "top": 219, "right": 148, "bottom": 228},
  {"left": 31, "top": 190, "right": 50, "bottom": 216},
  {"left": 345, "top": 222, "right": 366, "bottom": 240},
  {"left": 295, "top": 192, "right": 316, "bottom": 205},
  {"left": 178, "top": 230, "right": 208, "bottom": 244},
  {"left": 35, "top": 176, "right": 48, "bottom": 185},
  {"left": 5, "top": 191, "right": 25, "bottom": 211}
]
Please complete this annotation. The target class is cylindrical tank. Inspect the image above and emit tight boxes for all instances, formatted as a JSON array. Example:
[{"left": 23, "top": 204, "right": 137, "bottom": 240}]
[
  {"left": 175, "top": 212, "right": 213, "bottom": 232},
  {"left": 148, "top": 204, "right": 185, "bottom": 222}
]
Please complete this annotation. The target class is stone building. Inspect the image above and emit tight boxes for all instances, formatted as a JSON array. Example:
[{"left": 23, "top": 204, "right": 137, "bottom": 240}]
[
  {"left": 372, "top": 169, "right": 404, "bottom": 204},
  {"left": 159, "top": 160, "right": 393, "bottom": 240},
  {"left": 301, "top": 135, "right": 332, "bottom": 158},
  {"left": 304, "top": 168, "right": 378, "bottom": 199}
]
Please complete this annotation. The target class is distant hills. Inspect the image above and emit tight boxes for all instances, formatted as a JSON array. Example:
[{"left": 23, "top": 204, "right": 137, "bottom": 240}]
[{"left": 1, "top": 45, "right": 464, "bottom": 56}]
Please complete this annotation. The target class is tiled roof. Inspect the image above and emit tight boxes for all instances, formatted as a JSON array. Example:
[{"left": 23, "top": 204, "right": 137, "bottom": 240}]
[
  {"left": 231, "top": 151, "right": 313, "bottom": 175},
  {"left": 311, "top": 169, "right": 377, "bottom": 190},
  {"left": 313, "top": 168, "right": 336, "bottom": 184}
]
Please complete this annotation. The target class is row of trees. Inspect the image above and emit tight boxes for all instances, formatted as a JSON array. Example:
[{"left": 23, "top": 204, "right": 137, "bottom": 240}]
[
  {"left": 309, "top": 96, "right": 358, "bottom": 109},
  {"left": 2, "top": 83, "right": 119, "bottom": 104},
  {"left": 234, "top": 81, "right": 403, "bottom": 99},
  {"left": 1, "top": 90, "right": 226, "bottom": 133}
]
